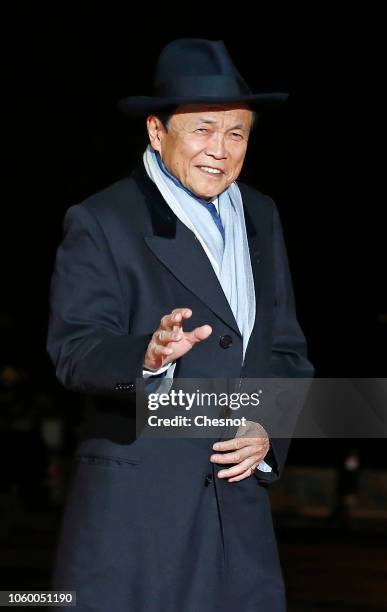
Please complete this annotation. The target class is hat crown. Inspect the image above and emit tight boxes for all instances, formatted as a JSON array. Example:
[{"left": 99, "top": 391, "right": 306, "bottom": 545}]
[
  {"left": 118, "top": 37, "right": 289, "bottom": 115},
  {"left": 155, "top": 38, "right": 249, "bottom": 89}
]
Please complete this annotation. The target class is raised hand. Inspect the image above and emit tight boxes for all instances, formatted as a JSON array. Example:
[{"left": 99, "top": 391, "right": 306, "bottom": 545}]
[{"left": 144, "top": 308, "right": 212, "bottom": 371}]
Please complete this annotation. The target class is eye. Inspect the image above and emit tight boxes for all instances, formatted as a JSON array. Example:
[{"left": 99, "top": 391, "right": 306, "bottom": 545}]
[
  {"left": 195, "top": 128, "right": 209, "bottom": 134},
  {"left": 231, "top": 132, "right": 244, "bottom": 141}
]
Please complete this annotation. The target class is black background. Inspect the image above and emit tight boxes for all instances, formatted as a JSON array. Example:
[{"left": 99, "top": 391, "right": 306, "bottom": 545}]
[
  {"left": 1, "top": 13, "right": 387, "bottom": 604},
  {"left": 2, "top": 14, "right": 386, "bottom": 458}
]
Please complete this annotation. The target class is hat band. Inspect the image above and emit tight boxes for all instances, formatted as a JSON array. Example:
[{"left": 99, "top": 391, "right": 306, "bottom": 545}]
[{"left": 154, "top": 75, "right": 252, "bottom": 99}]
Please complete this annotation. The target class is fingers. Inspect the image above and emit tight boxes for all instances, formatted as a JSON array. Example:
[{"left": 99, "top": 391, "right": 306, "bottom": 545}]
[
  {"left": 156, "top": 329, "right": 182, "bottom": 345},
  {"left": 145, "top": 308, "right": 212, "bottom": 370},
  {"left": 160, "top": 308, "right": 192, "bottom": 332},
  {"left": 160, "top": 309, "right": 212, "bottom": 346},
  {"left": 210, "top": 440, "right": 268, "bottom": 467},
  {"left": 210, "top": 436, "right": 270, "bottom": 482},
  {"left": 217, "top": 457, "right": 261, "bottom": 481},
  {"left": 227, "top": 465, "right": 258, "bottom": 483},
  {"left": 144, "top": 308, "right": 192, "bottom": 370},
  {"left": 146, "top": 339, "right": 174, "bottom": 363},
  {"left": 185, "top": 324, "right": 212, "bottom": 344},
  {"left": 212, "top": 436, "right": 269, "bottom": 453}
]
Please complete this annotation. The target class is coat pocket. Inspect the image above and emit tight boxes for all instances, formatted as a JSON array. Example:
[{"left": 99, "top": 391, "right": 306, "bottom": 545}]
[{"left": 75, "top": 454, "right": 141, "bottom": 469}]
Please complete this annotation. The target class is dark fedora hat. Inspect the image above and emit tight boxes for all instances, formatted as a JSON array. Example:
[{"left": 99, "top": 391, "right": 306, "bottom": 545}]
[{"left": 118, "top": 38, "right": 288, "bottom": 115}]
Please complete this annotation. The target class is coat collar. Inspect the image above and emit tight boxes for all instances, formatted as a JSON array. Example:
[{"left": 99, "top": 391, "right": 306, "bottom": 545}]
[{"left": 132, "top": 165, "right": 263, "bottom": 337}]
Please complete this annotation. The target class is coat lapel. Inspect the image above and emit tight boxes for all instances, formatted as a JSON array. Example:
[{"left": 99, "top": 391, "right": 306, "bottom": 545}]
[
  {"left": 133, "top": 166, "right": 263, "bottom": 337},
  {"left": 145, "top": 225, "right": 240, "bottom": 335}
]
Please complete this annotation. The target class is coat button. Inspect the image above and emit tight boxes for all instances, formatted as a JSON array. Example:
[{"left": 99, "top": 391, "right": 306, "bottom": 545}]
[{"left": 219, "top": 334, "right": 233, "bottom": 349}]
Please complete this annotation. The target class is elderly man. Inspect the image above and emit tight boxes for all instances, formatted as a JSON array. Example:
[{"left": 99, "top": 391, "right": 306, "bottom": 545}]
[{"left": 47, "top": 39, "right": 313, "bottom": 612}]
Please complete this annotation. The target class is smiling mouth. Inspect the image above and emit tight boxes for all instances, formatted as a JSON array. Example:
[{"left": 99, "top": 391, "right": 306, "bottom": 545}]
[{"left": 197, "top": 166, "right": 224, "bottom": 177}]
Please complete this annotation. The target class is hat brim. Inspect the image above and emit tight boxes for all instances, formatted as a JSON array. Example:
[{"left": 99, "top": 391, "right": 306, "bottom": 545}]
[{"left": 118, "top": 92, "right": 289, "bottom": 116}]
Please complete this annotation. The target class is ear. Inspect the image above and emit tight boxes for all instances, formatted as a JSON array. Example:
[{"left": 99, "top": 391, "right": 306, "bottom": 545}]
[{"left": 146, "top": 115, "right": 165, "bottom": 153}]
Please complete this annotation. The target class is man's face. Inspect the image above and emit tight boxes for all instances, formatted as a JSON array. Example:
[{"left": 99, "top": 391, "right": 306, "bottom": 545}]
[{"left": 147, "top": 104, "right": 253, "bottom": 201}]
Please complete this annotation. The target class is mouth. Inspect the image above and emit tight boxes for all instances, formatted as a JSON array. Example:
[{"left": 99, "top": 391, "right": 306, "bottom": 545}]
[{"left": 197, "top": 166, "right": 224, "bottom": 178}]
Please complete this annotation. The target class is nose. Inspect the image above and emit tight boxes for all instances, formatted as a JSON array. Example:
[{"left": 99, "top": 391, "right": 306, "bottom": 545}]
[{"left": 205, "top": 132, "right": 227, "bottom": 160}]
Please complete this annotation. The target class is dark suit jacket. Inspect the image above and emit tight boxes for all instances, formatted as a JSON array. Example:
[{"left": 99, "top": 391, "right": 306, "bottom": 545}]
[{"left": 47, "top": 165, "right": 313, "bottom": 611}]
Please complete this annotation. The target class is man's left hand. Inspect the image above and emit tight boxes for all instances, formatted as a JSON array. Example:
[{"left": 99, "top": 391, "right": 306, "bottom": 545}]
[{"left": 210, "top": 422, "right": 270, "bottom": 483}]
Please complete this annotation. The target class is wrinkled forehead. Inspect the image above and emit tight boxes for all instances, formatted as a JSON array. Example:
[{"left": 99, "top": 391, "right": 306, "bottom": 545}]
[{"left": 172, "top": 103, "right": 253, "bottom": 126}]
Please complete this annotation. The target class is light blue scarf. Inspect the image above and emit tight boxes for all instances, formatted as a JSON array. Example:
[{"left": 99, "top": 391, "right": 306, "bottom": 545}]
[{"left": 143, "top": 145, "right": 255, "bottom": 361}]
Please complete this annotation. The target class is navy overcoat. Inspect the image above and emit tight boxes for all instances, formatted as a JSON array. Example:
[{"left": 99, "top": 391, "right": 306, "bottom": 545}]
[{"left": 47, "top": 165, "right": 313, "bottom": 611}]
